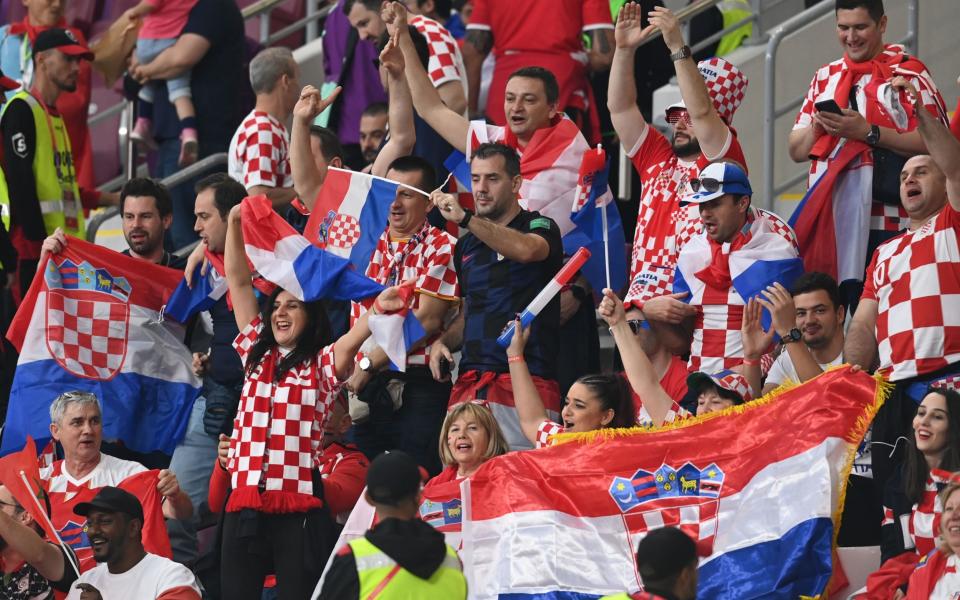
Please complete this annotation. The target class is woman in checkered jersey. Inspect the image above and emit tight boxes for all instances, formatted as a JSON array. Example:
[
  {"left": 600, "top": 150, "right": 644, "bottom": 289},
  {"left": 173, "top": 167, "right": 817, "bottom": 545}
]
[
  {"left": 863, "top": 388, "right": 960, "bottom": 599},
  {"left": 218, "top": 203, "right": 409, "bottom": 600}
]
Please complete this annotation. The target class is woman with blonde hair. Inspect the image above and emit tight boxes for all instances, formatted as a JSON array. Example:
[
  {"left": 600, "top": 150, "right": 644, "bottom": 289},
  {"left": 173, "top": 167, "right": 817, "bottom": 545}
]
[{"left": 906, "top": 479, "right": 960, "bottom": 599}]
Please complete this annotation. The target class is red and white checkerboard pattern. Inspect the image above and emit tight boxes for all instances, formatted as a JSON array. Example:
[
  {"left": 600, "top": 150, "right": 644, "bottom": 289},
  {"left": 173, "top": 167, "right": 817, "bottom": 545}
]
[
  {"left": 411, "top": 15, "right": 465, "bottom": 89},
  {"left": 351, "top": 225, "right": 459, "bottom": 367},
  {"left": 625, "top": 498, "right": 720, "bottom": 557},
  {"left": 327, "top": 214, "right": 362, "bottom": 249},
  {"left": 871, "top": 202, "right": 909, "bottom": 233},
  {"left": 229, "top": 317, "right": 341, "bottom": 496},
  {"left": 882, "top": 469, "right": 950, "bottom": 557},
  {"left": 863, "top": 207, "right": 960, "bottom": 382},
  {"left": 690, "top": 303, "right": 745, "bottom": 374},
  {"left": 637, "top": 401, "right": 691, "bottom": 427},
  {"left": 228, "top": 110, "right": 293, "bottom": 189},
  {"left": 46, "top": 291, "right": 128, "bottom": 379},
  {"left": 698, "top": 57, "right": 747, "bottom": 125},
  {"left": 535, "top": 419, "right": 564, "bottom": 449}
]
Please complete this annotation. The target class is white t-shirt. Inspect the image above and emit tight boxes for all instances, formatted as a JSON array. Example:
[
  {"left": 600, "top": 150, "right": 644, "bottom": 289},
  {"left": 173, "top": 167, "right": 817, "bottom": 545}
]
[
  {"left": 65, "top": 553, "right": 201, "bottom": 600},
  {"left": 765, "top": 349, "right": 844, "bottom": 388}
]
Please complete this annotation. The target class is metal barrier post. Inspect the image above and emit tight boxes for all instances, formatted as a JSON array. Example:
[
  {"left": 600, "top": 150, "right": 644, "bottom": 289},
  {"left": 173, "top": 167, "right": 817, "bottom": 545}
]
[
  {"left": 306, "top": 0, "right": 318, "bottom": 43},
  {"left": 906, "top": 0, "right": 919, "bottom": 56},
  {"left": 121, "top": 100, "right": 136, "bottom": 181},
  {"left": 618, "top": 146, "right": 632, "bottom": 203},
  {"left": 260, "top": 10, "right": 272, "bottom": 44}
]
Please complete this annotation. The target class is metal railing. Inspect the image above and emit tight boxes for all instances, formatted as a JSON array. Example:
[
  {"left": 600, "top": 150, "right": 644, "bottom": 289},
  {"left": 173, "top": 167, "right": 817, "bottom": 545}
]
[
  {"left": 762, "top": 0, "right": 919, "bottom": 209},
  {"left": 85, "top": 152, "right": 229, "bottom": 243}
]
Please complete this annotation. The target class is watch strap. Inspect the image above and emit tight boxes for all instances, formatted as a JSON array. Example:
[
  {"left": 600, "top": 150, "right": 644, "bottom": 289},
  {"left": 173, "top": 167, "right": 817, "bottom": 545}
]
[
  {"left": 458, "top": 209, "right": 473, "bottom": 228},
  {"left": 670, "top": 45, "right": 692, "bottom": 62}
]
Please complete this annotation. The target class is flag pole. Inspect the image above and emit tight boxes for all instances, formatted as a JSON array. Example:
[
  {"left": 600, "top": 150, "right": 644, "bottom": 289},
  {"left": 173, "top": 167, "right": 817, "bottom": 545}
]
[
  {"left": 18, "top": 470, "right": 81, "bottom": 578},
  {"left": 598, "top": 145, "right": 611, "bottom": 290}
]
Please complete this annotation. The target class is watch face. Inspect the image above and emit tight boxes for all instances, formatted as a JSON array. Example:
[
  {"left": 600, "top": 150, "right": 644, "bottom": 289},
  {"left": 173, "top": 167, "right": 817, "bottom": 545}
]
[{"left": 359, "top": 357, "right": 372, "bottom": 371}]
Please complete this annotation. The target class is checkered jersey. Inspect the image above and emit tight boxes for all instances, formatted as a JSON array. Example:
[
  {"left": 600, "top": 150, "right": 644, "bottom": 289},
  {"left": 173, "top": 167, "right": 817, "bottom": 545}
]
[
  {"left": 624, "top": 125, "right": 746, "bottom": 308},
  {"left": 227, "top": 316, "right": 342, "bottom": 511},
  {"left": 862, "top": 206, "right": 960, "bottom": 382},
  {"left": 228, "top": 110, "right": 293, "bottom": 189},
  {"left": 410, "top": 15, "right": 466, "bottom": 90},
  {"left": 794, "top": 45, "right": 947, "bottom": 186},
  {"left": 637, "top": 401, "right": 692, "bottom": 427},
  {"left": 882, "top": 469, "right": 951, "bottom": 558},
  {"left": 350, "top": 224, "right": 459, "bottom": 367},
  {"left": 871, "top": 202, "right": 909, "bottom": 233},
  {"left": 535, "top": 419, "right": 564, "bottom": 449}
]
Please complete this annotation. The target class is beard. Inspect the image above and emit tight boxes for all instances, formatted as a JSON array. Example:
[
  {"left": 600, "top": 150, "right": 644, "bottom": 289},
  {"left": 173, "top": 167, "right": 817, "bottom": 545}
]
[{"left": 671, "top": 135, "right": 701, "bottom": 159}]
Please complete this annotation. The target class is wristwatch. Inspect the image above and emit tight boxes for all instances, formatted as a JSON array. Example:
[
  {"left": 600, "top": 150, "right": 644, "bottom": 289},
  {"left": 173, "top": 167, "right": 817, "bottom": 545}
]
[
  {"left": 780, "top": 328, "right": 802, "bottom": 345},
  {"left": 865, "top": 124, "right": 881, "bottom": 147},
  {"left": 358, "top": 355, "right": 374, "bottom": 372},
  {"left": 670, "top": 45, "right": 692, "bottom": 62},
  {"left": 458, "top": 209, "right": 474, "bottom": 229}
]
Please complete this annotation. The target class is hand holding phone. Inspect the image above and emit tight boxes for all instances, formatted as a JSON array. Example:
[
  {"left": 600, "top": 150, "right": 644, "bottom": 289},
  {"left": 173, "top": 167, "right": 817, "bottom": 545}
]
[{"left": 814, "top": 99, "right": 844, "bottom": 115}]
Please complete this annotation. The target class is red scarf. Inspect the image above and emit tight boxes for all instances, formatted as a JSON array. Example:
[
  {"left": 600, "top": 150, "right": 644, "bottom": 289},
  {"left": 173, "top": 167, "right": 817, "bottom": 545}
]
[
  {"left": 694, "top": 217, "right": 752, "bottom": 291},
  {"left": 8, "top": 17, "right": 70, "bottom": 42}
]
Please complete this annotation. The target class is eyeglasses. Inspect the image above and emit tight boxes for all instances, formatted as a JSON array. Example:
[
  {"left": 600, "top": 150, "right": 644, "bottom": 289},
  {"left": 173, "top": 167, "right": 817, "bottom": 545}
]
[
  {"left": 666, "top": 109, "right": 692, "bottom": 126},
  {"left": 690, "top": 178, "right": 723, "bottom": 194}
]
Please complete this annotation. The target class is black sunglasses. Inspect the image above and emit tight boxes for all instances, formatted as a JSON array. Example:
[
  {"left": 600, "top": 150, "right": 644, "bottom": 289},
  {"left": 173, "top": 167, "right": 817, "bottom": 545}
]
[{"left": 690, "top": 178, "right": 723, "bottom": 194}]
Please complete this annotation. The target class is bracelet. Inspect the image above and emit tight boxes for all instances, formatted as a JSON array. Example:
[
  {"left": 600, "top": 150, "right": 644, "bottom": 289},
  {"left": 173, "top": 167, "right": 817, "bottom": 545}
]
[
  {"left": 742, "top": 358, "right": 760, "bottom": 366},
  {"left": 508, "top": 355, "right": 525, "bottom": 364},
  {"left": 458, "top": 209, "right": 474, "bottom": 228},
  {"left": 669, "top": 45, "right": 692, "bottom": 62},
  {"left": 371, "top": 298, "right": 384, "bottom": 315}
]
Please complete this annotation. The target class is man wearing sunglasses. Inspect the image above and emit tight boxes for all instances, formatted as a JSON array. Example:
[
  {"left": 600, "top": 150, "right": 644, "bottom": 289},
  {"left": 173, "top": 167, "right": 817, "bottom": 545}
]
[
  {"left": 649, "top": 161, "right": 801, "bottom": 377},
  {"left": 609, "top": 5, "right": 749, "bottom": 324}
]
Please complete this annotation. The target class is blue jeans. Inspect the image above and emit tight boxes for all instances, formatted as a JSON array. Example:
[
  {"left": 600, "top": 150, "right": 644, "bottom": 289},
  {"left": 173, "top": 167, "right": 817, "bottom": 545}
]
[
  {"left": 136, "top": 37, "right": 192, "bottom": 102},
  {"left": 156, "top": 137, "right": 202, "bottom": 250}
]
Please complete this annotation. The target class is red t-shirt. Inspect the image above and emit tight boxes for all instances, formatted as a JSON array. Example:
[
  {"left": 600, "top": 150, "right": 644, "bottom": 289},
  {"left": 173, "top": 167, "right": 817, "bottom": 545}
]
[{"left": 468, "top": 0, "right": 612, "bottom": 55}]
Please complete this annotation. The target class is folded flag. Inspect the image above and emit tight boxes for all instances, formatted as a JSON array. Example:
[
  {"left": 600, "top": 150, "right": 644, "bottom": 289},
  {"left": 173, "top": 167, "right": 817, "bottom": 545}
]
[
  {"left": 162, "top": 251, "right": 228, "bottom": 323},
  {"left": 241, "top": 195, "right": 385, "bottom": 302},
  {"left": 461, "top": 367, "right": 884, "bottom": 599},
  {"left": 366, "top": 281, "right": 426, "bottom": 372},
  {"left": 0, "top": 437, "right": 59, "bottom": 544},
  {"left": 118, "top": 470, "right": 173, "bottom": 559},
  {"left": 564, "top": 145, "right": 627, "bottom": 293},
  {"left": 304, "top": 168, "right": 412, "bottom": 273},
  {"left": 3, "top": 237, "right": 200, "bottom": 455}
]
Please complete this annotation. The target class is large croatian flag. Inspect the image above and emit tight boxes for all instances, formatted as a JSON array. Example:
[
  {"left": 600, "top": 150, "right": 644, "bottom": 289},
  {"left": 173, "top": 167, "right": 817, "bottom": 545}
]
[
  {"left": 461, "top": 367, "right": 883, "bottom": 599},
  {"left": 3, "top": 238, "right": 200, "bottom": 455},
  {"left": 303, "top": 168, "right": 398, "bottom": 273}
]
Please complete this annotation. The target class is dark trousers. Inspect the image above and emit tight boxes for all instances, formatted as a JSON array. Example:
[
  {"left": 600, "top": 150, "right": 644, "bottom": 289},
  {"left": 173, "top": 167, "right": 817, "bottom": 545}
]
[
  {"left": 351, "top": 367, "right": 451, "bottom": 477},
  {"left": 220, "top": 509, "right": 330, "bottom": 600}
]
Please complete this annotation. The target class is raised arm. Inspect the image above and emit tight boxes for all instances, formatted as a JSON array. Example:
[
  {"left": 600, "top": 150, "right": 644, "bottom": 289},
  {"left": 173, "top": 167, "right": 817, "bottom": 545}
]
[
  {"left": 290, "top": 85, "right": 342, "bottom": 210},
  {"left": 384, "top": 1, "right": 469, "bottom": 151},
  {"left": 507, "top": 320, "right": 551, "bottom": 444},
  {"left": 608, "top": 2, "right": 654, "bottom": 152},
  {"left": 0, "top": 505, "right": 68, "bottom": 583},
  {"left": 599, "top": 289, "right": 674, "bottom": 426},
  {"left": 651, "top": 7, "right": 730, "bottom": 159},
  {"left": 896, "top": 77, "right": 960, "bottom": 209},
  {"left": 372, "top": 32, "right": 417, "bottom": 178},
  {"left": 224, "top": 205, "right": 261, "bottom": 331},
  {"left": 332, "top": 285, "right": 411, "bottom": 379},
  {"left": 758, "top": 283, "right": 825, "bottom": 383},
  {"left": 432, "top": 190, "right": 549, "bottom": 263},
  {"left": 462, "top": 28, "right": 493, "bottom": 117},
  {"left": 587, "top": 28, "right": 615, "bottom": 72},
  {"left": 844, "top": 298, "right": 879, "bottom": 371}
]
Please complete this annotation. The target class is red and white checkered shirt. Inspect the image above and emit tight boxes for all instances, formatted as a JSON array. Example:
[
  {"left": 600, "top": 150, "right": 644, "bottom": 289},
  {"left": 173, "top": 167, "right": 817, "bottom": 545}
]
[
  {"left": 637, "top": 401, "right": 692, "bottom": 428},
  {"left": 227, "top": 316, "right": 342, "bottom": 513},
  {"left": 624, "top": 125, "right": 747, "bottom": 309},
  {"left": 350, "top": 224, "right": 459, "bottom": 367},
  {"left": 871, "top": 202, "right": 909, "bottom": 234},
  {"left": 862, "top": 205, "right": 960, "bottom": 382},
  {"left": 228, "top": 110, "right": 293, "bottom": 190},
  {"left": 534, "top": 419, "right": 564, "bottom": 449},
  {"left": 793, "top": 45, "right": 946, "bottom": 187},
  {"left": 410, "top": 15, "right": 466, "bottom": 92},
  {"left": 882, "top": 468, "right": 951, "bottom": 557}
]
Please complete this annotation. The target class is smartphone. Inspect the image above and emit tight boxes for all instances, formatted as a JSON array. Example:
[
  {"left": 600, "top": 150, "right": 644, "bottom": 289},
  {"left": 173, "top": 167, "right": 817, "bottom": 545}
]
[
  {"left": 814, "top": 99, "right": 844, "bottom": 115},
  {"left": 439, "top": 357, "right": 454, "bottom": 378}
]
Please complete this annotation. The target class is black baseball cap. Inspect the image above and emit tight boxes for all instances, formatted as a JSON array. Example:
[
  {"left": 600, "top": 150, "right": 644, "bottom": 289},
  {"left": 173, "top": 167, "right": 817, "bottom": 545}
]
[
  {"left": 33, "top": 28, "right": 94, "bottom": 61},
  {"left": 366, "top": 451, "right": 424, "bottom": 507},
  {"left": 74, "top": 486, "right": 144, "bottom": 521},
  {"left": 0, "top": 68, "right": 17, "bottom": 91}
]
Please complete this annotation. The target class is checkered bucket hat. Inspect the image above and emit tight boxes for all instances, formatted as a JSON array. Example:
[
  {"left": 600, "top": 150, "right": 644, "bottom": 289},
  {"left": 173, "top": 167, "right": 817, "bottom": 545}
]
[{"left": 698, "top": 57, "right": 748, "bottom": 125}]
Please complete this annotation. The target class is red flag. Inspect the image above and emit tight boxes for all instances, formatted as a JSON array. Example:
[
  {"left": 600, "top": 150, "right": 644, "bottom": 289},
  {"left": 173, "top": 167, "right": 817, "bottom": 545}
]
[
  {"left": 117, "top": 470, "right": 173, "bottom": 559},
  {"left": 0, "top": 437, "right": 58, "bottom": 542}
]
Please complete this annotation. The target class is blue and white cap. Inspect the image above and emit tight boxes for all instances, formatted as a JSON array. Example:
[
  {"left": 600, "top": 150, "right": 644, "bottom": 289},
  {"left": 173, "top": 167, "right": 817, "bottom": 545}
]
[{"left": 684, "top": 162, "right": 753, "bottom": 205}]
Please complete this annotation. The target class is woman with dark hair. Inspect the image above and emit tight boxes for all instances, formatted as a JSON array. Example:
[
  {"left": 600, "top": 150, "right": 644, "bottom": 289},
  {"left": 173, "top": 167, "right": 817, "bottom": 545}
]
[
  {"left": 864, "top": 387, "right": 960, "bottom": 599},
  {"left": 219, "top": 203, "right": 407, "bottom": 600},
  {"left": 508, "top": 307, "right": 636, "bottom": 449}
]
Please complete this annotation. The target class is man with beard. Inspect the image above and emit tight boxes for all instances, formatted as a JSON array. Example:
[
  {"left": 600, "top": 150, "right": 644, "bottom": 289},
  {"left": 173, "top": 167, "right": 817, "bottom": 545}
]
[
  {"left": 609, "top": 5, "right": 748, "bottom": 321},
  {"left": 66, "top": 487, "right": 200, "bottom": 599},
  {"left": 358, "top": 102, "right": 388, "bottom": 170}
]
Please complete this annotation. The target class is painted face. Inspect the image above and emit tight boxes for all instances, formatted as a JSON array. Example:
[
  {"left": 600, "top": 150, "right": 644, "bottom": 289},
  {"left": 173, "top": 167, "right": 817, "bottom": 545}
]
[
  {"left": 503, "top": 76, "right": 555, "bottom": 142},
  {"left": 446, "top": 414, "right": 490, "bottom": 473},
  {"left": 794, "top": 289, "right": 843, "bottom": 350},
  {"left": 193, "top": 189, "right": 229, "bottom": 253},
  {"left": 913, "top": 392, "right": 950, "bottom": 459},
  {"left": 697, "top": 194, "right": 748, "bottom": 243},
  {"left": 271, "top": 290, "right": 309, "bottom": 348},
  {"left": 835, "top": 7, "right": 887, "bottom": 64},
  {"left": 50, "top": 401, "right": 102, "bottom": 464},
  {"left": 385, "top": 168, "right": 431, "bottom": 237},
  {"left": 122, "top": 195, "right": 170, "bottom": 259},
  {"left": 695, "top": 387, "right": 735, "bottom": 416},
  {"left": 560, "top": 382, "right": 614, "bottom": 433}
]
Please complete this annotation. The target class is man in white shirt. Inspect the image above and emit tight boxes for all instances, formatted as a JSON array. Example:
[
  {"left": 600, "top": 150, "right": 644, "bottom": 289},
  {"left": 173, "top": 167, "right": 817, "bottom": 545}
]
[{"left": 66, "top": 487, "right": 201, "bottom": 599}]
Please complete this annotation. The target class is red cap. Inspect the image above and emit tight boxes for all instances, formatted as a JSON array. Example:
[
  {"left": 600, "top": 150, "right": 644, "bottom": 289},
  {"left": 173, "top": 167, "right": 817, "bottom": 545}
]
[{"left": 0, "top": 69, "right": 19, "bottom": 91}]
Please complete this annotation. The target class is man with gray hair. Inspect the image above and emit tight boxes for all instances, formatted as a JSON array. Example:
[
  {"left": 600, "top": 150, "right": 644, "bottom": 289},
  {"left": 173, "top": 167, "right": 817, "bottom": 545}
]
[
  {"left": 41, "top": 391, "right": 192, "bottom": 573},
  {"left": 227, "top": 47, "right": 301, "bottom": 209}
]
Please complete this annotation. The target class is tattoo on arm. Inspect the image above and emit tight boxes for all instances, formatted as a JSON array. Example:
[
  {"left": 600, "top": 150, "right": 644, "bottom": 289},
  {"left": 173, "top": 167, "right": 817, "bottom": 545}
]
[
  {"left": 466, "top": 30, "right": 493, "bottom": 54},
  {"left": 592, "top": 29, "right": 612, "bottom": 54}
]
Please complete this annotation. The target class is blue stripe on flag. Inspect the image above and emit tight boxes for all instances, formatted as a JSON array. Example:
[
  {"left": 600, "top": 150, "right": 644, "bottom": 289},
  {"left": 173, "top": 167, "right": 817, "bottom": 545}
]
[
  {"left": 163, "top": 264, "right": 222, "bottom": 323},
  {"left": 2, "top": 360, "right": 197, "bottom": 455},
  {"left": 732, "top": 257, "right": 805, "bottom": 331},
  {"left": 348, "top": 179, "right": 397, "bottom": 271},
  {"left": 444, "top": 150, "right": 473, "bottom": 191},
  {"left": 291, "top": 245, "right": 385, "bottom": 302}
]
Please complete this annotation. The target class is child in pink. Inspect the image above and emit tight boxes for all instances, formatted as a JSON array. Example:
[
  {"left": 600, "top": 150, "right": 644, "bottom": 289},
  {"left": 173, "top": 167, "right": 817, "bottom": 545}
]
[{"left": 125, "top": 0, "right": 199, "bottom": 166}]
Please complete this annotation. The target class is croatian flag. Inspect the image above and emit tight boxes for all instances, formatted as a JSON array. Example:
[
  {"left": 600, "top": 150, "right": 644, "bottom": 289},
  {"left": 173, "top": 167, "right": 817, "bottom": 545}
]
[
  {"left": 461, "top": 367, "right": 883, "bottom": 599},
  {"left": 564, "top": 145, "right": 627, "bottom": 293},
  {"left": 162, "top": 252, "right": 228, "bottom": 323},
  {"left": 3, "top": 237, "right": 200, "bottom": 455},
  {"left": 366, "top": 281, "right": 426, "bottom": 372},
  {"left": 241, "top": 194, "right": 385, "bottom": 302},
  {"left": 303, "top": 168, "right": 399, "bottom": 273}
]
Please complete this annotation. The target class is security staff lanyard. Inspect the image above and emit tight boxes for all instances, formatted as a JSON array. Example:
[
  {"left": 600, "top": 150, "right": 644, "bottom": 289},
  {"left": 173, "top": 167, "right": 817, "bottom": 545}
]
[{"left": 29, "top": 88, "right": 80, "bottom": 230}]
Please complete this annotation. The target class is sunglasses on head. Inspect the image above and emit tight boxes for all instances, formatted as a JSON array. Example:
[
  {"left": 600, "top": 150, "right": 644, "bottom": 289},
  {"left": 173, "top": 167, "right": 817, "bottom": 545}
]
[
  {"left": 690, "top": 178, "right": 723, "bottom": 194},
  {"left": 666, "top": 109, "right": 692, "bottom": 126}
]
